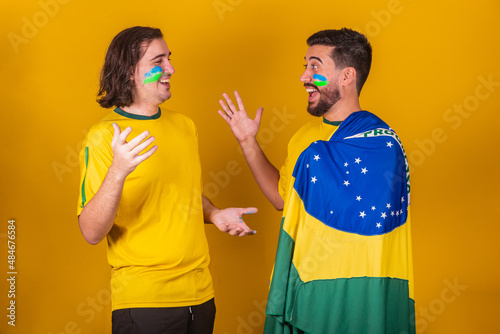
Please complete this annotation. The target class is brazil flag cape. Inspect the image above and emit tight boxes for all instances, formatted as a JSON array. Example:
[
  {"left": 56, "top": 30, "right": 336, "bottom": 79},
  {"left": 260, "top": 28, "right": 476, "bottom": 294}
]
[{"left": 264, "top": 111, "right": 415, "bottom": 334}]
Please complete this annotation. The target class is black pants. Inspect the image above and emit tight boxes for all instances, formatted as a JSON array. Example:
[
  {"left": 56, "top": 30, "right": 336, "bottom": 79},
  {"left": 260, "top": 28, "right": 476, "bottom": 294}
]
[{"left": 112, "top": 298, "right": 216, "bottom": 334}]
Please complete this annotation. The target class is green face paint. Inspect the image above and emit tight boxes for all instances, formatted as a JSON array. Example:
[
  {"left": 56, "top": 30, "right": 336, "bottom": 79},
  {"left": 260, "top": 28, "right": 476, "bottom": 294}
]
[
  {"left": 313, "top": 73, "right": 328, "bottom": 87},
  {"left": 143, "top": 66, "right": 163, "bottom": 84}
]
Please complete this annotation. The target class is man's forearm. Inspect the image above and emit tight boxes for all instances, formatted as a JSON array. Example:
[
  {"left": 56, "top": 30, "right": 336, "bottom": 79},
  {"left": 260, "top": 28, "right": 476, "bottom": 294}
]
[
  {"left": 78, "top": 167, "right": 126, "bottom": 245},
  {"left": 240, "top": 138, "right": 284, "bottom": 210}
]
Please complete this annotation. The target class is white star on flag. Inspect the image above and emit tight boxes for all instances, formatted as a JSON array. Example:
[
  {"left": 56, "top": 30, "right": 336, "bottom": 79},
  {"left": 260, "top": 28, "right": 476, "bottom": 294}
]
[
  {"left": 346, "top": 171, "right": 350, "bottom": 174},
  {"left": 314, "top": 155, "right": 321, "bottom": 161},
  {"left": 401, "top": 197, "right": 405, "bottom": 203},
  {"left": 344, "top": 162, "right": 348, "bottom": 167},
  {"left": 356, "top": 196, "right": 362, "bottom": 201},
  {"left": 330, "top": 211, "right": 333, "bottom": 214},
  {"left": 311, "top": 176, "right": 317, "bottom": 183},
  {"left": 343, "top": 180, "right": 350, "bottom": 186},
  {"left": 386, "top": 203, "right": 391, "bottom": 209},
  {"left": 306, "top": 164, "right": 309, "bottom": 168},
  {"left": 387, "top": 142, "right": 393, "bottom": 148},
  {"left": 361, "top": 168, "right": 368, "bottom": 174},
  {"left": 396, "top": 211, "right": 400, "bottom": 216},
  {"left": 355, "top": 158, "right": 361, "bottom": 164},
  {"left": 359, "top": 211, "right": 366, "bottom": 218},
  {"left": 400, "top": 209, "right": 403, "bottom": 214},
  {"left": 391, "top": 211, "right": 395, "bottom": 216},
  {"left": 371, "top": 206, "right": 376, "bottom": 211},
  {"left": 376, "top": 223, "right": 382, "bottom": 228},
  {"left": 381, "top": 212, "right": 387, "bottom": 219}
]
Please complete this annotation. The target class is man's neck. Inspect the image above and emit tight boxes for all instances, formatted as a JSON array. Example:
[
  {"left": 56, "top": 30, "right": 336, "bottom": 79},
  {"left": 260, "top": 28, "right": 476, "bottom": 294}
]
[
  {"left": 323, "top": 98, "right": 362, "bottom": 122},
  {"left": 121, "top": 100, "right": 160, "bottom": 117}
]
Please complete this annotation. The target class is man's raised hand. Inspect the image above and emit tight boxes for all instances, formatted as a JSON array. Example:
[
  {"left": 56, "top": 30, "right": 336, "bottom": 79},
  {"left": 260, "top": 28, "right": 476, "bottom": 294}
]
[
  {"left": 218, "top": 91, "right": 263, "bottom": 144},
  {"left": 110, "top": 123, "right": 158, "bottom": 178}
]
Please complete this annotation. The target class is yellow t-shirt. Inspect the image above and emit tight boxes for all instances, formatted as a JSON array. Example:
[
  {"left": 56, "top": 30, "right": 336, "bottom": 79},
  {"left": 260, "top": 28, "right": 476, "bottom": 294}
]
[
  {"left": 279, "top": 117, "right": 341, "bottom": 206},
  {"left": 77, "top": 107, "right": 214, "bottom": 310}
]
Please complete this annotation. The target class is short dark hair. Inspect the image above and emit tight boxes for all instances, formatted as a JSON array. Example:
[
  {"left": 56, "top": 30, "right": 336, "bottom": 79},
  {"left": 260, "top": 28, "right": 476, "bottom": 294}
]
[
  {"left": 97, "top": 26, "right": 163, "bottom": 108},
  {"left": 307, "top": 28, "right": 372, "bottom": 94}
]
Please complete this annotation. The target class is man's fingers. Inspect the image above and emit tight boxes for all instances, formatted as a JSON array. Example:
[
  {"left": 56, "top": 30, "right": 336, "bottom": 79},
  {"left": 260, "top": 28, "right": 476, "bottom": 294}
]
[
  {"left": 234, "top": 91, "right": 245, "bottom": 111},
  {"left": 241, "top": 207, "right": 258, "bottom": 216},
  {"left": 128, "top": 130, "right": 151, "bottom": 149},
  {"left": 225, "top": 221, "right": 256, "bottom": 236},
  {"left": 219, "top": 97, "right": 233, "bottom": 115},
  {"left": 218, "top": 110, "right": 231, "bottom": 124},
  {"left": 118, "top": 126, "right": 133, "bottom": 144},
  {"left": 239, "top": 230, "right": 256, "bottom": 237},
  {"left": 234, "top": 208, "right": 258, "bottom": 236},
  {"left": 223, "top": 93, "right": 239, "bottom": 114},
  {"left": 236, "top": 225, "right": 256, "bottom": 237},
  {"left": 235, "top": 217, "right": 256, "bottom": 235},
  {"left": 111, "top": 123, "right": 121, "bottom": 147},
  {"left": 254, "top": 107, "right": 264, "bottom": 125},
  {"left": 135, "top": 145, "right": 158, "bottom": 164},
  {"left": 131, "top": 136, "right": 156, "bottom": 155}
]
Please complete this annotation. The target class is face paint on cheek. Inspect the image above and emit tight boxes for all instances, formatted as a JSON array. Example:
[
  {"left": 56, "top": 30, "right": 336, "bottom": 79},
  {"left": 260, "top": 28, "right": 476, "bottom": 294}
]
[
  {"left": 313, "top": 73, "right": 328, "bottom": 87},
  {"left": 143, "top": 66, "right": 163, "bottom": 84}
]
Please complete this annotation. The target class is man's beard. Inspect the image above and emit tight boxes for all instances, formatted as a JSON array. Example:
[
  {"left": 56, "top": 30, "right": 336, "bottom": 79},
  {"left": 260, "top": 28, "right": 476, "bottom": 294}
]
[{"left": 306, "top": 84, "right": 341, "bottom": 117}]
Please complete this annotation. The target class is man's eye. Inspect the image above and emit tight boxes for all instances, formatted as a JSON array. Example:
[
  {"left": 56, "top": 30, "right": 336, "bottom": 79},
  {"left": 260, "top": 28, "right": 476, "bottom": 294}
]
[{"left": 312, "top": 65, "right": 318, "bottom": 70}]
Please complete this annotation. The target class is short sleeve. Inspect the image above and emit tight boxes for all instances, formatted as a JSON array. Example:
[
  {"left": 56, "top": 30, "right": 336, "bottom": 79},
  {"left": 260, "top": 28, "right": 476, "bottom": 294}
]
[{"left": 76, "top": 126, "right": 113, "bottom": 216}]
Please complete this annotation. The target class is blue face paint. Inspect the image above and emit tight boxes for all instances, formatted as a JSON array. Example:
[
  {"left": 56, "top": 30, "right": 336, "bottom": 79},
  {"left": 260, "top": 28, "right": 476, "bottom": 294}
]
[
  {"left": 313, "top": 73, "right": 328, "bottom": 87},
  {"left": 143, "top": 66, "right": 163, "bottom": 84}
]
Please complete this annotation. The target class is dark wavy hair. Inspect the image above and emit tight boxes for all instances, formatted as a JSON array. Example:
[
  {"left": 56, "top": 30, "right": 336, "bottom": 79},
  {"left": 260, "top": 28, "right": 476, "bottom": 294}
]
[
  {"left": 97, "top": 26, "right": 163, "bottom": 108},
  {"left": 307, "top": 28, "right": 372, "bottom": 95}
]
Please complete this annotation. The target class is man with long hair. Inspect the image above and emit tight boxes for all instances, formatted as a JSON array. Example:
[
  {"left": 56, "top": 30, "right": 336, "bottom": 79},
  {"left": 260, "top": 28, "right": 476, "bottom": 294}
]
[
  {"left": 219, "top": 28, "right": 415, "bottom": 333},
  {"left": 77, "top": 26, "right": 257, "bottom": 334}
]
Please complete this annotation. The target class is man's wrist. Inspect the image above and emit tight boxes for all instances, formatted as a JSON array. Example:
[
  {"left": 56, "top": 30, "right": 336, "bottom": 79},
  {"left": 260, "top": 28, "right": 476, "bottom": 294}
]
[
  {"left": 202, "top": 196, "right": 220, "bottom": 224},
  {"left": 107, "top": 164, "right": 128, "bottom": 183},
  {"left": 239, "top": 136, "right": 258, "bottom": 150}
]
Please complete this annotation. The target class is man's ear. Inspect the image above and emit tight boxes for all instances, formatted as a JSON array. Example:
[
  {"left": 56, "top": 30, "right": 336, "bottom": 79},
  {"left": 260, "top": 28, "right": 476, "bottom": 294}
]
[
  {"left": 342, "top": 67, "right": 356, "bottom": 87},
  {"left": 130, "top": 66, "right": 135, "bottom": 81}
]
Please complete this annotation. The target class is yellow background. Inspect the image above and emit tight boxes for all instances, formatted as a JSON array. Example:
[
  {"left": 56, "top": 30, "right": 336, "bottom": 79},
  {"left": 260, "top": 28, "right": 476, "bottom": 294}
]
[{"left": 1, "top": 0, "right": 499, "bottom": 333}]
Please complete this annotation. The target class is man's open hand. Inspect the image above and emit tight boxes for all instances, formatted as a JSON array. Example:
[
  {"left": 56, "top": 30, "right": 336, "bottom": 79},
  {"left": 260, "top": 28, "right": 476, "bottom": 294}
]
[
  {"left": 110, "top": 123, "right": 158, "bottom": 178},
  {"left": 211, "top": 207, "right": 258, "bottom": 237}
]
